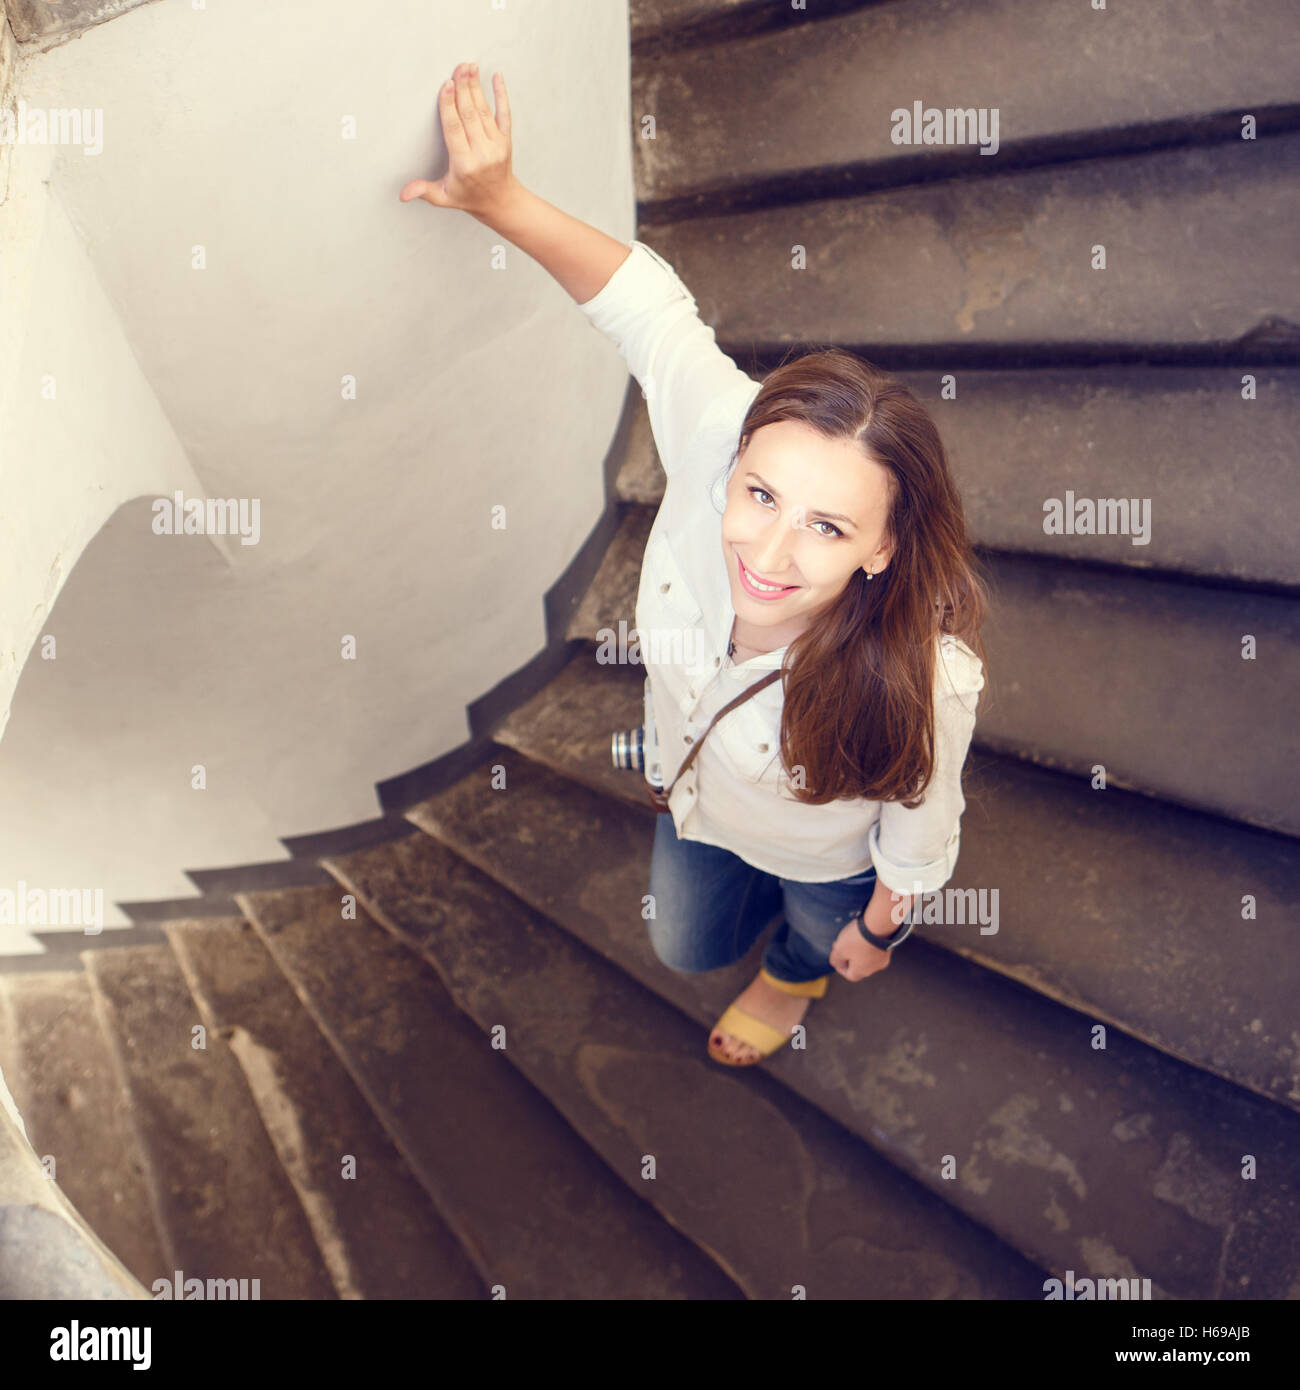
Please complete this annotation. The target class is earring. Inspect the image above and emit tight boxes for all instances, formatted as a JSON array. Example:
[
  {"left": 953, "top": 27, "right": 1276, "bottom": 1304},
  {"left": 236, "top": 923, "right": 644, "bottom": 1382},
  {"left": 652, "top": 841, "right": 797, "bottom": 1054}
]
[{"left": 866, "top": 567, "right": 874, "bottom": 581}]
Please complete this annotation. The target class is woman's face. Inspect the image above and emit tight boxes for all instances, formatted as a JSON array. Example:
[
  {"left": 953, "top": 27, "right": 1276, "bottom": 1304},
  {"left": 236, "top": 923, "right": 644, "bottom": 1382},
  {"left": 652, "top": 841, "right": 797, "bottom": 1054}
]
[{"left": 721, "top": 419, "right": 893, "bottom": 636}]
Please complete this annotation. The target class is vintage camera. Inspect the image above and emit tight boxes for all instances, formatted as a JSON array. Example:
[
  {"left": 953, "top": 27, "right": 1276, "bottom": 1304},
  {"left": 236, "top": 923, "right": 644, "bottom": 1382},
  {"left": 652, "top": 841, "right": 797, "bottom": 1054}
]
[{"left": 610, "top": 676, "right": 663, "bottom": 791}]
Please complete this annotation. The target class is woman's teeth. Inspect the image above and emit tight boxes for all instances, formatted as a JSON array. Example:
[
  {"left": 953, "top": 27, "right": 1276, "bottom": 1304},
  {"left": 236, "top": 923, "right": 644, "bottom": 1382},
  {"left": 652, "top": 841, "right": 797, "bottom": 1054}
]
[{"left": 743, "top": 559, "right": 793, "bottom": 592}]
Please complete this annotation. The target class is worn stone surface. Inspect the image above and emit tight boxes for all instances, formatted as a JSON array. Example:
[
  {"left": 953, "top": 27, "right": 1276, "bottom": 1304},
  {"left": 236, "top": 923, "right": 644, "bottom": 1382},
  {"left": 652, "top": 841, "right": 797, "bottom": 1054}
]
[
  {"left": 977, "top": 552, "right": 1300, "bottom": 836},
  {"left": 165, "top": 917, "right": 484, "bottom": 1300},
  {"left": 495, "top": 648, "right": 648, "bottom": 812},
  {"left": 613, "top": 396, "right": 667, "bottom": 506},
  {"left": 643, "top": 133, "right": 1300, "bottom": 348},
  {"left": 937, "top": 757, "right": 1300, "bottom": 1112},
  {"left": 237, "top": 881, "right": 739, "bottom": 1300},
  {"left": 490, "top": 654, "right": 1300, "bottom": 1111},
  {"left": 83, "top": 944, "right": 337, "bottom": 1298},
  {"left": 0, "top": 972, "right": 167, "bottom": 1289},
  {"left": 634, "top": 0, "right": 1300, "bottom": 206},
  {"left": 6, "top": 0, "right": 156, "bottom": 44},
  {"left": 616, "top": 367, "right": 1300, "bottom": 590},
  {"left": 566, "top": 503, "right": 654, "bottom": 643},
  {"left": 630, "top": 0, "right": 869, "bottom": 51},
  {"left": 325, "top": 829, "right": 1045, "bottom": 1299},
  {"left": 407, "top": 745, "right": 1300, "bottom": 1299},
  {"left": 0, "top": 984, "right": 147, "bottom": 1297}
]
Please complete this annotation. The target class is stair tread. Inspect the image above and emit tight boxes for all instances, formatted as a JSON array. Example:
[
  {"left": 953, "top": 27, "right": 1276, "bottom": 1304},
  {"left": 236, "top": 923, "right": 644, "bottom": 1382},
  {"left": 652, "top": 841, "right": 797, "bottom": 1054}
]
[
  {"left": 641, "top": 133, "right": 1300, "bottom": 348},
  {"left": 83, "top": 944, "right": 337, "bottom": 1298},
  {"left": 236, "top": 882, "right": 740, "bottom": 1299},
  {"left": 495, "top": 649, "right": 649, "bottom": 812},
  {"left": 0, "top": 972, "right": 167, "bottom": 1290},
  {"left": 322, "top": 829, "right": 1046, "bottom": 1297},
  {"left": 566, "top": 504, "right": 654, "bottom": 645},
  {"left": 406, "top": 745, "right": 1300, "bottom": 1299},
  {"left": 164, "top": 916, "right": 484, "bottom": 1299},
  {"left": 634, "top": 0, "right": 1299, "bottom": 208}
]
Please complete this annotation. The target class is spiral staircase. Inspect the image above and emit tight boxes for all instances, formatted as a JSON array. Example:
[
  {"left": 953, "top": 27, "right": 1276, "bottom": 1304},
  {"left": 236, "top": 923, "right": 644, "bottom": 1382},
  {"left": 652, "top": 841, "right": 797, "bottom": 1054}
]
[{"left": 2, "top": 0, "right": 1298, "bottom": 1300}]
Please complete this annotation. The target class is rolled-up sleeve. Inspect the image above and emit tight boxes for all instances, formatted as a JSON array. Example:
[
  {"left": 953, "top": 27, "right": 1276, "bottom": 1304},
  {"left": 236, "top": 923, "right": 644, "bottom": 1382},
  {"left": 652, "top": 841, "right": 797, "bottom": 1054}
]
[
  {"left": 576, "top": 240, "right": 755, "bottom": 476},
  {"left": 868, "top": 640, "right": 984, "bottom": 896}
]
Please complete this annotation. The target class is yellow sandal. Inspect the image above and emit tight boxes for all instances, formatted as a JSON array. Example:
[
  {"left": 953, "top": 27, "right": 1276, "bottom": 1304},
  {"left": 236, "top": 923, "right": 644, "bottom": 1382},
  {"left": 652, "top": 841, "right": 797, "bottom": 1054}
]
[{"left": 707, "top": 967, "right": 829, "bottom": 1066}]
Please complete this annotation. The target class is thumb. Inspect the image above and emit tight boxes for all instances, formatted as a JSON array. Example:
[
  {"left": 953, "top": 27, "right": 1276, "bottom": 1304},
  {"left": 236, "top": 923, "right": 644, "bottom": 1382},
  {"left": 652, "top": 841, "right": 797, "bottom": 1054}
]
[{"left": 401, "top": 178, "right": 450, "bottom": 207}]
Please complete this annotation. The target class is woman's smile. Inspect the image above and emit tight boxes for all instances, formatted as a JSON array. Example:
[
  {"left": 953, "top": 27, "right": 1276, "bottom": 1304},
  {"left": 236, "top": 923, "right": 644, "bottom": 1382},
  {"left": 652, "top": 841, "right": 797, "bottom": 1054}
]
[{"left": 736, "top": 552, "right": 800, "bottom": 600}]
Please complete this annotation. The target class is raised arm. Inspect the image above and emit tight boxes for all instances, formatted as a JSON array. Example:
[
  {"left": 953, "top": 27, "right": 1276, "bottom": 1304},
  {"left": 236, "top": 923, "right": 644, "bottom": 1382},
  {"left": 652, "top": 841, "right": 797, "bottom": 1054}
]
[{"left": 402, "top": 62, "right": 757, "bottom": 469}]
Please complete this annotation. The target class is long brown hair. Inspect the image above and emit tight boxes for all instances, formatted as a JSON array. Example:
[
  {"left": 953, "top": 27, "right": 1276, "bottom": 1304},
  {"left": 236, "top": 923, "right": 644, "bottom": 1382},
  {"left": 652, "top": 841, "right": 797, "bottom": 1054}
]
[{"left": 728, "top": 347, "right": 989, "bottom": 807}]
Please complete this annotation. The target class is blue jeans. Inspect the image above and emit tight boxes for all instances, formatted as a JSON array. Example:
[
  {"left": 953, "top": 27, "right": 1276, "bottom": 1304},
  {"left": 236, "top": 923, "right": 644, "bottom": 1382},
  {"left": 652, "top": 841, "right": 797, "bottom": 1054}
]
[{"left": 647, "top": 812, "right": 879, "bottom": 984}]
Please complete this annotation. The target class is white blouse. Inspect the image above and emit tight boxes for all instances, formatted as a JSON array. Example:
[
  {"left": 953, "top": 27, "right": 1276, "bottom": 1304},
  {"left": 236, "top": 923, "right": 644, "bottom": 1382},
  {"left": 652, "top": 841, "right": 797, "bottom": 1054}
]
[{"left": 577, "top": 241, "right": 985, "bottom": 892}]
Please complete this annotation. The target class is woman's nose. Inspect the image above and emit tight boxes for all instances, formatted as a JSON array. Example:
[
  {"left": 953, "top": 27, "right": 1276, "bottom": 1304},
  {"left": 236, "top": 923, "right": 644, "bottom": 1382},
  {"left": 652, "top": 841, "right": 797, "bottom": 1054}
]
[{"left": 750, "top": 521, "right": 795, "bottom": 578}]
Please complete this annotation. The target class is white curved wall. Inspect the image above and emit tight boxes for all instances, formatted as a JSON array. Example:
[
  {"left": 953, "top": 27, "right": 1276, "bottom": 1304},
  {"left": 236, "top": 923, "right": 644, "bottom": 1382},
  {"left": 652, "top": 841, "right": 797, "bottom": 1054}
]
[{"left": 0, "top": 0, "right": 634, "bottom": 953}]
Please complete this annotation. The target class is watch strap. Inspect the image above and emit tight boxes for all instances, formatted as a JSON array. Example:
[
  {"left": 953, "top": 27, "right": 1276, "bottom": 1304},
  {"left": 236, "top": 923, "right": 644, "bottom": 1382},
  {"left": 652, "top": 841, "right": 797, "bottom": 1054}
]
[{"left": 857, "top": 910, "right": 914, "bottom": 952}]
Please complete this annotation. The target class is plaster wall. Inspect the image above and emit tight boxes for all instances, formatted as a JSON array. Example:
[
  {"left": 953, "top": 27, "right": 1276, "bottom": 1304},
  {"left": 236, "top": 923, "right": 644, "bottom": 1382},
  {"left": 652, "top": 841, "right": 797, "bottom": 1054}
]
[{"left": 0, "top": 0, "right": 635, "bottom": 951}]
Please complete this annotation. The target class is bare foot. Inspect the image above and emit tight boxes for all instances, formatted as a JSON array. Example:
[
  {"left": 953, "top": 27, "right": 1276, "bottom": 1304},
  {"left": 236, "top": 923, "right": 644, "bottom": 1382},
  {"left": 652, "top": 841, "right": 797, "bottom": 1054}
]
[{"left": 709, "top": 970, "right": 813, "bottom": 1064}]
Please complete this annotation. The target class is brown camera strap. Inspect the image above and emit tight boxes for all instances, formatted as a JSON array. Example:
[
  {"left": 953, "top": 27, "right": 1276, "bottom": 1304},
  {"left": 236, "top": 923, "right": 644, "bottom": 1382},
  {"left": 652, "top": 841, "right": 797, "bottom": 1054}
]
[{"left": 660, "top": 666, "right": 783, "bottom": 801}]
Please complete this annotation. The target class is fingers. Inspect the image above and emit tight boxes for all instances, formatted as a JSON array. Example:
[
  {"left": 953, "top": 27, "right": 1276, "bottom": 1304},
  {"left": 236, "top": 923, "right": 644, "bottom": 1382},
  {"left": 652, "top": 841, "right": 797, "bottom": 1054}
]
[
  {"left": 453, "top": 62, "right": 490, "bottom": 141},
  {"left": 466, "top": 64, "right": 497, "bottom": 132},
  {"left": 492, "top": 71, "right": 511, "bottom": 138},
  {"left": 439, "top": 76, "right": 469, "bottom": 159}
]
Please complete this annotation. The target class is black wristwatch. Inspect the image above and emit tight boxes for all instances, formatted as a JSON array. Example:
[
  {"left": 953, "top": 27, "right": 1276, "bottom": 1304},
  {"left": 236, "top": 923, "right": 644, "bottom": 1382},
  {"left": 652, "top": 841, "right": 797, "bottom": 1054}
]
[{"left": 856, "top": 906, "right": 914, "bottom": 952}]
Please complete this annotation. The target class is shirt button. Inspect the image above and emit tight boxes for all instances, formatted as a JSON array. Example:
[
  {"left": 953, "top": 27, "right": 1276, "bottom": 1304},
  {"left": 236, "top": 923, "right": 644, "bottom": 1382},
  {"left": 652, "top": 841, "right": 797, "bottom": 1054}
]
[
  {"left": 659, "top": 582, "right": 671, "bottom": 593},
  {"left": 688, "top": 687, "right": 696, "bottom": 698},
  {"left": 714, "top": 657, "right": 720, "bottom": 667},
  {"left": 758, "top": 742, "right": 769, "bottom": 753},
  {"left": 683, "top": 735, "right": 693, "bottom": 744}
]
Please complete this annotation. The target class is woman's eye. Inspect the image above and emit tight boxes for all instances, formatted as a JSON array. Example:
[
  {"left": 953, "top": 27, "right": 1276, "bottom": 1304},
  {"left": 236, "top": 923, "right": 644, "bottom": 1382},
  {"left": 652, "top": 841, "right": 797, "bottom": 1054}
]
[{"left": 747, "top": 487, "right": 841, "bottom": 538}]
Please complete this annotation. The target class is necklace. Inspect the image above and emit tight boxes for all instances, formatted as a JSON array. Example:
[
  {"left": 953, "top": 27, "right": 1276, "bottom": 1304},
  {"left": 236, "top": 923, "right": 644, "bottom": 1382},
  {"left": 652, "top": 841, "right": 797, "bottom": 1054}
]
[{"left": 727, "top": 618, "right": 763, "bottom": 664}]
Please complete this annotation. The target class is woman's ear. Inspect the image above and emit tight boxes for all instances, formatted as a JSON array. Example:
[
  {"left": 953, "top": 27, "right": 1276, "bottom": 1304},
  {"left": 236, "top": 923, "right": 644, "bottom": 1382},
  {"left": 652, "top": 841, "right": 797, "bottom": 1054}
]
[{"left": 865, "top": 538, "right": 893, "bottom": 577}]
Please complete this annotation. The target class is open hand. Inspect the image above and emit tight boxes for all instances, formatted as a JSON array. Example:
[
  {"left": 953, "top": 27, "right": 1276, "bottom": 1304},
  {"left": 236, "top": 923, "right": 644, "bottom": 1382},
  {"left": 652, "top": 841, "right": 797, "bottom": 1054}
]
[{"left": 400, "top": 62, "right": 516, "bottom": 219}]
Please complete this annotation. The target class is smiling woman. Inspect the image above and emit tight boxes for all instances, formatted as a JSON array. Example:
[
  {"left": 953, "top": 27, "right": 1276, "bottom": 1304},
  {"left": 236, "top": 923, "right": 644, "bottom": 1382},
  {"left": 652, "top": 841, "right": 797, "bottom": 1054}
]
[{"left": 408, "top": 61, "right": 990, "bottom": 1068}]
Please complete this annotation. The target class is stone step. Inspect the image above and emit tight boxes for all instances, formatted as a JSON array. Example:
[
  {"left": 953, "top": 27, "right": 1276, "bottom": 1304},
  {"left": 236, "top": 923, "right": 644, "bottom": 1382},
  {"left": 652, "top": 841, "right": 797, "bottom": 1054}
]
[
  {"left": 406, "top": 746, "right": 1300, "bottom": 1299},
  {"left": 566, "top": 503, "right": 654, "bottom": 645},
  {"left": 641, "top": 132, "right": 1300, "bottom": 352},
  {"left": 630, "top": 0, "right": 872, "bottom": 54},
  {"left": 0, "top": 921, "right": 170, "bottom": 975},
  {"left": 613, "top": 368, "right": 1300, "bottom": 590},
  {"left": 164, "top": 916, "right": 485, "bottom": 1300},
  {"left": 0, "top": 972, "right": 167, "bottom": 1289},
  {"left": 321, "top": 828, "right": 1046, "bottom": 1298},
  {"left": 83, "top": 944, "right": 337, "bottom": 1299},
  {"left": 489, "top": 648, "right": 1300, "bottom": 1111},
  {"left": 494, "top": 649, "right": 649, "bottom": 813},
  {"left": 235, "top": 880, "right": 740, "bottom": 1300},
  {"left": 634, "top": 0, "right": 1300, "bottom": 212},
  {"left": 978, "top": 552, "right": 1299, "bottom": 837},
  {"left": 569, "top": 505, "right": 1300, "bottom": 835}
]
